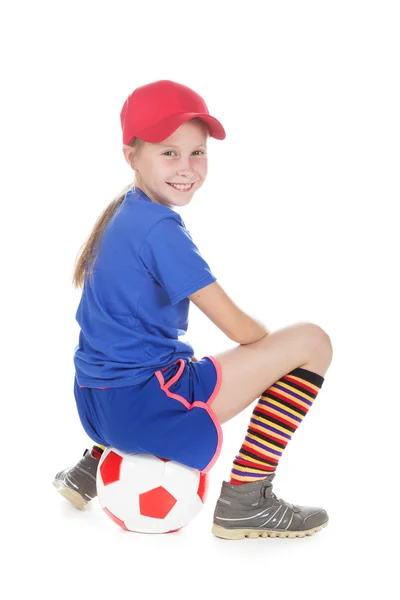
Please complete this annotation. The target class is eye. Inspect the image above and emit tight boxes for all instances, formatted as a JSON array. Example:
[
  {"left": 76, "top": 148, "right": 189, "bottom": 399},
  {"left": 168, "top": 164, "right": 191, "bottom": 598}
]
[{"left": 162, "top": 150, "right": 205, "bottom": 156}]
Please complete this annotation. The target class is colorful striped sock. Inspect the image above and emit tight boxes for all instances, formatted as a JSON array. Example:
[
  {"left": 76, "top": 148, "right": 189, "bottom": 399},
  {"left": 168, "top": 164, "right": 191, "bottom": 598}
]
[
  {"left": 91, "top": 444, "right": 106, "bottom": 460},
  {"left": 229, "top": 367, "right": 325, "bottom": 485}
]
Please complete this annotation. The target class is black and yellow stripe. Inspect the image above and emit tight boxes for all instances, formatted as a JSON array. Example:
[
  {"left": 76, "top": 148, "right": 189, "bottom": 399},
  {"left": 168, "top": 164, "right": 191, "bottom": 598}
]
[{"left": 230, "top": 367, "right": 325, "bottom": 484}]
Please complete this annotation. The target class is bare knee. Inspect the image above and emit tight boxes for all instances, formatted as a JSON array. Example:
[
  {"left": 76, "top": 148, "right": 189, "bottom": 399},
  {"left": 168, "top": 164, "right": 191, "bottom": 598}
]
[{"left": 305, "top": 322, "right": 333, "bottom": 364}]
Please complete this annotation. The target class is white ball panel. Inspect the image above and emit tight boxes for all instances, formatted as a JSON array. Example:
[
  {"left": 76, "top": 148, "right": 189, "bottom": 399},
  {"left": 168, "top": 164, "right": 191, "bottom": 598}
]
[
  {"left": 163, "top": 493, "right": 204, "bottom": 530},
  {"left": 98, "top": 481, "right": 139, "bottom": 520},
  {"left": 120, "top": 453, "right": 166, "bottom": 492},
  {"left": 163, "top": 460, "right": 200, "bottom": 499},
  {"left": 124, "top": 513, "right": 172, "bottom": 534}
]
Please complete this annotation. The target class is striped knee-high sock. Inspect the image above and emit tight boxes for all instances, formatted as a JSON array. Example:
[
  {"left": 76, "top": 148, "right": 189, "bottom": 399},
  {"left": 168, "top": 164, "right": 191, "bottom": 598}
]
[
  {"left": 91, "top": 444, "right": 106, "bottom": 460},
  {"left": 229, "top": 367, "right": 325, "bottom": 485}
]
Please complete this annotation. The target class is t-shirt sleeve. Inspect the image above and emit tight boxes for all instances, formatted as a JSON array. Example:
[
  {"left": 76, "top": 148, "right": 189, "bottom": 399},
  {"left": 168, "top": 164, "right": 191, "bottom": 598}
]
[{"left": 139, "top": 216, "right": 217, "bottom": 305}]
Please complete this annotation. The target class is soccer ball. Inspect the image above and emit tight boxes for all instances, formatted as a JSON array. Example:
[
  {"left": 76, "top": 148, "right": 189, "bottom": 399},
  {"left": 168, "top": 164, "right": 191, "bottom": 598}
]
[{"left": 96, "top": 447, "right": 209, "bottom": 533}]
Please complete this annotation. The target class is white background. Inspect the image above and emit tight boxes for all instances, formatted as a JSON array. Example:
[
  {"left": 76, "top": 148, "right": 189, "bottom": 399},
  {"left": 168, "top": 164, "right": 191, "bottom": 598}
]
[{"left": 2, "top": 1, "right": 399, "bottom": 598}]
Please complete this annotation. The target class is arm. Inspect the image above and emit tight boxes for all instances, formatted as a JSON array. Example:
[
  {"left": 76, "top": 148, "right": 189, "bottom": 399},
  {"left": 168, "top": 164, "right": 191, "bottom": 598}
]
[{"left": 188, "top": 281, "right": 270, "bottom": 345}]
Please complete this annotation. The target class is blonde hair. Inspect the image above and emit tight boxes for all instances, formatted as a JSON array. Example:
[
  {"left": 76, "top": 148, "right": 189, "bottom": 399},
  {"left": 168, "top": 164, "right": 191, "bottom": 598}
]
[
  {"left": 72, "top": 136, "right": 142, "bottom": 289},
  {"left": 72, "top": 118, "right": 209, "bottom": 289}
]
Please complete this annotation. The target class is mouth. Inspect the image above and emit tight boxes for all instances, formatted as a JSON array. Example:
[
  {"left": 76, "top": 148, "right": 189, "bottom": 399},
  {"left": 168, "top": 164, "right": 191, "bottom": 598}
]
[{"left": 167, "top": 182, "right": 195, "bottom": 192}]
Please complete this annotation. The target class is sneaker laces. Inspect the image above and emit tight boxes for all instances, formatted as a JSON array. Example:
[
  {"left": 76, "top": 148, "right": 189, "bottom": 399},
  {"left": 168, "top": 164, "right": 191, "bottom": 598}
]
[{"left": 262, "top": 483, "right": 293, "bottom": 510}]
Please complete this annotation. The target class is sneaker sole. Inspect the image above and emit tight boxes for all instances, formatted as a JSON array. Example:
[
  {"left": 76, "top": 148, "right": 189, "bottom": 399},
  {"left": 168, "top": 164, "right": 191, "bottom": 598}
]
[
  {"left": 211, "top": 520, "right": 328, "bottom": 540},
  {"left": 52, "top": 480, "right": 88, "bottom": 510}
]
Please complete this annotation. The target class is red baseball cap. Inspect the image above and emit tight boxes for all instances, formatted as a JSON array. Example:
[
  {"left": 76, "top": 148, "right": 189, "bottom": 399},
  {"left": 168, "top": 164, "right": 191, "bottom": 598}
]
[{"left": 120, "top": 80, "right": 226, "bottom": 145}]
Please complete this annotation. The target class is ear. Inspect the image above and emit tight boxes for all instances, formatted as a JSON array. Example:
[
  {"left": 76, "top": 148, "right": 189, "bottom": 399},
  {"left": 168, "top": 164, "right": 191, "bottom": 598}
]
[{"left": 122, "top": 145, "right": 137, "bottom": 169}]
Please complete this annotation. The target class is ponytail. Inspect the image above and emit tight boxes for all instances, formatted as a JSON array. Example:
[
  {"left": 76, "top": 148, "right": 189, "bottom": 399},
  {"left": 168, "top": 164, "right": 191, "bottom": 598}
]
[{"left": 72, "top": 182, "right": 137, "bottom": 289}]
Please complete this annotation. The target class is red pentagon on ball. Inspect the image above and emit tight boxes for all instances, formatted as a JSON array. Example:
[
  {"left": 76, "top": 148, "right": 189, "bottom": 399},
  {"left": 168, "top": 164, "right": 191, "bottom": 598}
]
[
  {"left": 100, "top": 450, "right": 123, "bottom": 485},
  {"left": 139, "top": 486, "right": 177, "bottom": 518},
  {"left": 197, "top": 472, "right": 208, "bottom": 503}
]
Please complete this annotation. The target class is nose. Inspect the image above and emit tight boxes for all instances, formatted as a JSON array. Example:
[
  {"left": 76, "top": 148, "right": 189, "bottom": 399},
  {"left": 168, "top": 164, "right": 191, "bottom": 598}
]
[{"left": 175, "top": 155, "right": 196, "bottom": 176}]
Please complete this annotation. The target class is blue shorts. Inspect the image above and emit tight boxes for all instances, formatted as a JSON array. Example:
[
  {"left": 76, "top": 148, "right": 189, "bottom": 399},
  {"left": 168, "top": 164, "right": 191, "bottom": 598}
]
[{"left": 74, "top": 356, "right": 223, "bottom": 473}]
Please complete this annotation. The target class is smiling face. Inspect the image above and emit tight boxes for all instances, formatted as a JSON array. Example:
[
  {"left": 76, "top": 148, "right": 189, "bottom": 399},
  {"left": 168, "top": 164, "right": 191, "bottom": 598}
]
[{"left": 123, "top": 119, "right": 209, "bottom": 208}]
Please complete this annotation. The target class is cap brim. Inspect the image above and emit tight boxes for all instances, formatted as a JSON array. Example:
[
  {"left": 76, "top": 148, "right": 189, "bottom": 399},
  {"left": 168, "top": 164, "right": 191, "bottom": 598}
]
[{"left": 135, "top": 112, "right": 226, "bottom": 142}]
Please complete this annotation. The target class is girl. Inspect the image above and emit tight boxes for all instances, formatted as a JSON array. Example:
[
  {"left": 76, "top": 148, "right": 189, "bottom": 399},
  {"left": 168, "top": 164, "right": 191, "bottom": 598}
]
[{"left": 53, "top": 79, "right": 333, "bottom": 540}]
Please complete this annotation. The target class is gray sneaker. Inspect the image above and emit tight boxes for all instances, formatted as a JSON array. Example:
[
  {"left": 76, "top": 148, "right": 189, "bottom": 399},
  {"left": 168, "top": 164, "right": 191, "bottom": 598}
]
[
  {"left": 52, "top": 449, "right": 99, "bottom": 510},
  {"left": 212, "top": 473, "right": 329, "bottom": 540}
]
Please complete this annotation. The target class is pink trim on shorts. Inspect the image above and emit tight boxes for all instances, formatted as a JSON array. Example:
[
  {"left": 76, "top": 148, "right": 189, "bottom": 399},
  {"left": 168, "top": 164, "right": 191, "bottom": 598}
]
[
  {"left": 154, "top": 359, "right": 191, "bottom": 408},
  {"left": 154, "top": 356, "right": 223, "bottom": 473},
  {"left": 159, "top": 358, "right": 186, "bottom": 391},
  {"left": 196, "top": 355, "right": 223, "bottom": 472}
]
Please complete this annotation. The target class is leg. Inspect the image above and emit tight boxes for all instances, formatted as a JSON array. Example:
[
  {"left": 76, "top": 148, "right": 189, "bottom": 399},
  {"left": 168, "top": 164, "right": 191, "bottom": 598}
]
[
  {"left": 52, "top": 444, "right": 106, "bottom": 509},
  {"left": 211, "top": 322, "right": 332, "bottom": 424},
  {"left": 210, "top": 322, "right": 333, "bottom": 539}
]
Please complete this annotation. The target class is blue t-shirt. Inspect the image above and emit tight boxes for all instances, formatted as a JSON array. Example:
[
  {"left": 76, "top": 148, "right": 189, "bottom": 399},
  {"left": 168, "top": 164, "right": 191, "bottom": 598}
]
[{"left": 73, "top": 186, "right": 217, "bottom": 387}]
